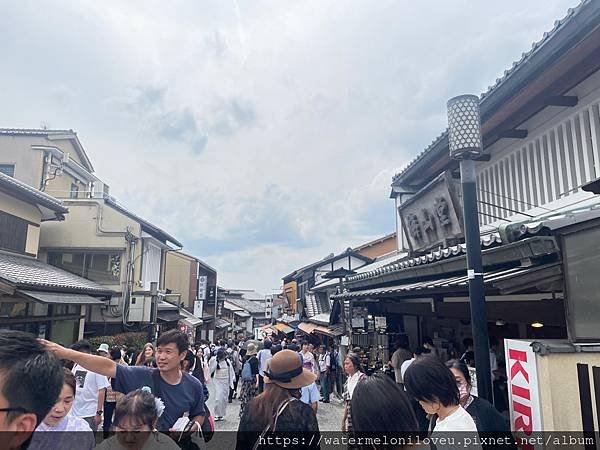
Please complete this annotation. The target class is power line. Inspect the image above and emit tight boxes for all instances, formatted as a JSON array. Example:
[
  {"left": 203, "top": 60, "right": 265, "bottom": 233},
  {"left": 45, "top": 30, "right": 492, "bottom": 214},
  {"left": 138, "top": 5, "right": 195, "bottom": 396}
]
[
  {"left": 477, "top": 200, "right": 535, "bottom": 218},
  {"left": 477, "top": 187, "right": 558, "bottom": 214}
]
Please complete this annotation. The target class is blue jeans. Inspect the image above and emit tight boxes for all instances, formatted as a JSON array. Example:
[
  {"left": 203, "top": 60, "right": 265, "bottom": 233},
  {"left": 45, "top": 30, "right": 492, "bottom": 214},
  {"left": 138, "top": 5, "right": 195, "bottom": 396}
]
[{"left": 320, "top": 371, "right": 330, "bottom": 401}]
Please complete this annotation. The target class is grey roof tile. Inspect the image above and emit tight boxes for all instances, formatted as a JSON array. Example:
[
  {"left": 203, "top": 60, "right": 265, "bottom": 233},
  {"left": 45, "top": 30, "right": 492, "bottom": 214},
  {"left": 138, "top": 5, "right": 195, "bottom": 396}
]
[{"left": 0, "top": 252, "right": 111, "bottom": 294}]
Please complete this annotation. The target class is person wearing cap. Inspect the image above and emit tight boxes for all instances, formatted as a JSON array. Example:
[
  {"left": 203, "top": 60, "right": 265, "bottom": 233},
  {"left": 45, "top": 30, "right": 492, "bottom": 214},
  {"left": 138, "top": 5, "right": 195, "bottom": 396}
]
[
  {"left": 238, "top": 342, "right": 260, "bottom": 419},
  {"left": 236, "top": 349, "right": 320, "bottom": 450},
  {"left": 69, "top": 340, "right": 110, "bottom": 432},
  {"left": 97, "top": 343, "right": 110, "bottom": 356}
]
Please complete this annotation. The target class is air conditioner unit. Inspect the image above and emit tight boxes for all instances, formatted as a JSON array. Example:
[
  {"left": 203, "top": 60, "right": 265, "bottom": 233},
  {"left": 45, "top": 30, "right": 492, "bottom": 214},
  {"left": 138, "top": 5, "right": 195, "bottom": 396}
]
[{"left": 128, "top": 295, "right": 146, "bottom": 322}]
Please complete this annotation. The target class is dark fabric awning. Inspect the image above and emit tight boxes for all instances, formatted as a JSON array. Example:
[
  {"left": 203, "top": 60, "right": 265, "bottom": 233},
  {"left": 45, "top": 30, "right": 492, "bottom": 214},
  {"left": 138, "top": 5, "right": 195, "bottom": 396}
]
[
  {"left": 17, "top": 290, "right": 106, "bottom": 305},
  {"left": 332, "top": 262, "right": 562, "bottom": 300}
]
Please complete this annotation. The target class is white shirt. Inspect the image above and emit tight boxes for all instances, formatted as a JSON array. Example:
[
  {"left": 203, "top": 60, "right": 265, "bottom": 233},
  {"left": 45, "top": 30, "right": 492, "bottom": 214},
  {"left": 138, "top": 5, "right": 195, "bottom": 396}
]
[
  {"left": 318, "top": 353, "right": 330, "bottom": 372},
  {"left": 400, "top": 357, "right": 415, "bottom": 381},
  {"left": 433, "top": 406, "right": 481, "bottom": 449},
  {"left": 346, "top": 371, "right": 364, "bottom": 399},
  {"left": 257, "top": 349, "right": 272, "bottom": 376},
  {"left": 71, "top": 364, "right": 110, "bottom": 418}
]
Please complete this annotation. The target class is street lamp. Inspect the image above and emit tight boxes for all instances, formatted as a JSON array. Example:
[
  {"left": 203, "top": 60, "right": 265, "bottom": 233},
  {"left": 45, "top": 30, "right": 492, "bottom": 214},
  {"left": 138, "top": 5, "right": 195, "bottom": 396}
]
[{"left": 447, "top": 94, "right": 493, "bottom": 403}]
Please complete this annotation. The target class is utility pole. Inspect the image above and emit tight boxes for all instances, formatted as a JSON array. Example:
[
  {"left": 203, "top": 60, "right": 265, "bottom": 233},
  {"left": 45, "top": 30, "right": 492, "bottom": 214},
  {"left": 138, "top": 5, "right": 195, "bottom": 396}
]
[{"left": 149, "top": 282, "right": 159, "bottom": 344}]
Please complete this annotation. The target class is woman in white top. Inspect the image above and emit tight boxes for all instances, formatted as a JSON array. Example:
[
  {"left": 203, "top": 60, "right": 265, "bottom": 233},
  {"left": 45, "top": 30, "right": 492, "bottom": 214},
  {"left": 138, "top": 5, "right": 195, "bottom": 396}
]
[
  {"left": 341, "top": 353, "right": 366, "bottom": 433},
  {"left": 209, "top": 347, "right": 236, "bottom": 421},
  {"left": 404, "top": 356, "right": 482, "bottom": 450}
]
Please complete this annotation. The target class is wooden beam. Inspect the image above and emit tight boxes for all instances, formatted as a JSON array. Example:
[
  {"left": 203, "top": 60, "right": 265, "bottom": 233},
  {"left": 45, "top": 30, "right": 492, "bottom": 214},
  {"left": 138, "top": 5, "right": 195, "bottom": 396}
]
[
  {"left": 545, "top": 95, "right": 578, "bottom": 107},
  {"left": 498, "top": 129, "right": 528, "bottom": 139}
]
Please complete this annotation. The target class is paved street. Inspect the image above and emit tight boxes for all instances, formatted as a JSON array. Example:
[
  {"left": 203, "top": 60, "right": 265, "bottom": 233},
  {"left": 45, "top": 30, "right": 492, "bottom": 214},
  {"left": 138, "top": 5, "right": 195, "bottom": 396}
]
[{"left": 206, "top": 381, "right": 344, "bottom": 432}]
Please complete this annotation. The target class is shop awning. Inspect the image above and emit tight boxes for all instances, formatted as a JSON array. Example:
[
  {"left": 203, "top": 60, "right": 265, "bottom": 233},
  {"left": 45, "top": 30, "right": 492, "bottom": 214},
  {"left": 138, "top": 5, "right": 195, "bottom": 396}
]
[
  {"left": 298, "top": 322, "right": 318, "bottom": 334},
  {"left": 157, "top": 311, "right": 182, "bottom": 322},
  {"left": 215, "top": 318, "right": 231, "bottom": 329},
  {"left": 17, "top": 290, "right": 106, "bottom": 305},
  {"left": 332, "top": 263, "right": 563, "bottom": 300},
  {"left": 312, "top": 325, "right": 344, "bottom": 337},
  {"left": 274, "top": 323, "right": 294, "bottom": 334},
  {"left": 177, "top": 308, "right": 203, "bottom": 327},
  {"left": 234, "top": 311, "right": 251, "bottom": 318}
]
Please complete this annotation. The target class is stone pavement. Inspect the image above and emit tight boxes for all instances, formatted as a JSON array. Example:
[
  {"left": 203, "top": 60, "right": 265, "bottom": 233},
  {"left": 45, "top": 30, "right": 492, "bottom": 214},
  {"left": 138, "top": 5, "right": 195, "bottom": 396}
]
[{"left": 206, "top": 381, "right": 345, "bottom": 432}]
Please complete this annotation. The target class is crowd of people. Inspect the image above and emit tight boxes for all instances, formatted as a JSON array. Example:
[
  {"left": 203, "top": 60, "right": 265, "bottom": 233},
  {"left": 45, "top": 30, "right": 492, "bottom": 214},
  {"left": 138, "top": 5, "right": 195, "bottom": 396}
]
[{"left": 0, "top": 328, "right": 516, "bottom": 450}]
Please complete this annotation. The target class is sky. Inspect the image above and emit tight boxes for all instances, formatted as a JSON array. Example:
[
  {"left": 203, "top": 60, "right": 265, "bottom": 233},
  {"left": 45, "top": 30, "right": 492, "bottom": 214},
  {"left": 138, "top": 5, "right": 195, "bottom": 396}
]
[{"left": 0, "top": 0, "right": 579, "bottom": 294}]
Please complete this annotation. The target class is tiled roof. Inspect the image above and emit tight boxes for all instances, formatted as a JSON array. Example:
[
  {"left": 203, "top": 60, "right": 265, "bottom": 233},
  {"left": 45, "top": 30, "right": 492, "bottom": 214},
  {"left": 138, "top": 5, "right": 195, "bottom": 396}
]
[
  {"left": 334, "top": 263, "right": 560, "bottom": 299},
  {"left": 391, "top": 0, "right": 591, "bottom": 185},
  {"left": 0, "top": 251, "right": 112, "bottom": 294},
  {"left": 225, "top": 297, "right": 266, "bottom": 315},
  {"left": 0, "top": 172, "right": 68, "bottom": 214},
  {"left": 347, "top": 232, "right": 503, "bottom": 283}
]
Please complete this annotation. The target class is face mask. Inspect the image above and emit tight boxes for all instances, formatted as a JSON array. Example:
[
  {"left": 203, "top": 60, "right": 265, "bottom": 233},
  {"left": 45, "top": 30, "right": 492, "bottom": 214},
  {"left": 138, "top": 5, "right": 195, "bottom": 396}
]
[{"left": 458, "top": 382, "right": 470, "bottom": 401}]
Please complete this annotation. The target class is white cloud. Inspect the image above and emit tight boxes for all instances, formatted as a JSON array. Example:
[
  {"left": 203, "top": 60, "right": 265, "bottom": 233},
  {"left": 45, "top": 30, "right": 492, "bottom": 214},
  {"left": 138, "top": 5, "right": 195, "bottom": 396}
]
[{"left": 0, "top": 0, "right": 579, "bottom": 292}]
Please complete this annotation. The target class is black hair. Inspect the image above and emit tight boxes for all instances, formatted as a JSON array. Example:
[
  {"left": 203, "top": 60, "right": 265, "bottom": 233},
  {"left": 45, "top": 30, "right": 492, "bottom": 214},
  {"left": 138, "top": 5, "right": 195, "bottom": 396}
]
[
  {"left": 352, "top": 373, "right": 418, "bottom": 436},
  {"left": 70, "top": 339, "right": 91, "bottom": 353},
  {"left": 0, "top": 330, "right": 64, "bottom": 425},
  {"left": 463, "top": 337, "right": 473, "bottom": 348},
  {"left": 114, "top": 389, "right": 157, "bottom": 429},
  {"left": 263, "top": 340, "right": 273, "bottom": 350},
  {"left": 345, "top": 352, "right": 363, "bottom": 373},
  {"left": 183, "top": 349, "right": 195, "bottom": 368},
  {"left": 404, "top": 356, "right": 459, "bottom": 407},
  {"left": 422, "top": 336, "right": 434, "bottom": 346},
  {"left": 461, "top": 350, "right": 475, "bottom": 366},
  {"left": 446, "top": 359, "right": 471, "bottom": 385},
  {"left": 143, "top": 357, "right": 157, "bottom": 368},
  {"left": 156, "top": 329, "right": 189, "bottom": 354},
  {"left": 109, "top": 346, "right": 122, "bottom": 361},
  {"left": 63, "top": 368, "right": 77, "bottom": 397},
  {"left": 271, "top": 344, "right": 282, "bottom": 355},
  {"left": 414, "top": 346, "right": 430, "bottom": 356}
]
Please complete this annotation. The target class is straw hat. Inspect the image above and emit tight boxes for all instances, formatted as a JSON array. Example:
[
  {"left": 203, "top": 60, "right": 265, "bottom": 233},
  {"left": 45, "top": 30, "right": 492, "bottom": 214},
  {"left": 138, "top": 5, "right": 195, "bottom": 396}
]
[
  {"left": 246, "top": 342, "right": 258, "bottom": 356},
  {"left": 264, "top": 349, "right": 316, "bottom": 389}
]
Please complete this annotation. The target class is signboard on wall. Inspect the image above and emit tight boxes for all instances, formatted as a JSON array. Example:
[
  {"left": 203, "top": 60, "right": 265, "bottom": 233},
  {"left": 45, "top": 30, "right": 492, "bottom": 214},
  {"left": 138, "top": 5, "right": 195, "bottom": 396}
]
[
  {"left": 397, "top": 171, "right": 463, "bottom": 253},
  {"left": 504, "top": 339, "right": 542, "bottom": 436},
  {"left": 193, "top": 300, "right": 203, "bottom": 318},
  {"left": 198, "top": 276, "right": 207, "bottom": 300}
]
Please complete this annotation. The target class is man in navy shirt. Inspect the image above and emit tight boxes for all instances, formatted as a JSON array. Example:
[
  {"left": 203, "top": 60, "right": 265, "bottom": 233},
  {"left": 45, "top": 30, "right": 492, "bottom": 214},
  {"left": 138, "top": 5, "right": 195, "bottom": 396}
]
[{"left": 42, "top": 330, "right": 204, "bottom": 437}]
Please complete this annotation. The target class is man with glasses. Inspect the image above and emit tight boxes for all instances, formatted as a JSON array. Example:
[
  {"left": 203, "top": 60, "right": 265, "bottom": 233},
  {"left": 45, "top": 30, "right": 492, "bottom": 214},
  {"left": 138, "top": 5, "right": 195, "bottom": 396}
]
[{"left": 0, "top": 329, "right": 64, "bottom": 450}]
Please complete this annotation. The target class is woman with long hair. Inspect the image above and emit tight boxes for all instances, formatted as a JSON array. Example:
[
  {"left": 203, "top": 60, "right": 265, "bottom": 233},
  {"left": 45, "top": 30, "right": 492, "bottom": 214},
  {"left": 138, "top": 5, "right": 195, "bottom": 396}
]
[
  {"left": 29, "top": 368, "right": 95, "bottom": 450},
  {"left": 351, "top": 373, "right": 419, "bottom": 449},
  {"left": 209, "top": 347, "right": 236, "bottom": 421},
  {"left": 236, "top": 349, "right": 319, "bottom": 450},
  {"left": 135, "top": 343, "right": 156, "bottom": 366},
  {"left": 341, "top": 352, "right": 366, "bottom": 433}
]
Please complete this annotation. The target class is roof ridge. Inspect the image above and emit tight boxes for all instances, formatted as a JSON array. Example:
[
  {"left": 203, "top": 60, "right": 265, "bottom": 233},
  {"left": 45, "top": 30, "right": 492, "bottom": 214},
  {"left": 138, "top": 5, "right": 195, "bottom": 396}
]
[{"left": 390, "top": 0, "right": 591, "bottom": 186}]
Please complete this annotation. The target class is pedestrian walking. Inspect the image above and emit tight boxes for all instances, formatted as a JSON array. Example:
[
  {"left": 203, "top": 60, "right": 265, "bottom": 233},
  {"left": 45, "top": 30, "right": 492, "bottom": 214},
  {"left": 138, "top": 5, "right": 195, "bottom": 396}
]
[
  {"left": 341, "top": 353, "right": 366, "bottom": 434},
  {"left": 239, "top": 343, "right": 260, "bottom": 419},
  {"left": 443, "top": 359, "right": 514, "bottom": 449},
  {"left": 404, "top": 357, "right": 481, "bottom": 449},
  {"left": 330, "top": 345, "right": 342, "bottom": 398},
  {"left": 0, "top": 330, "right": 64, "bottom": 450},
  {"left": 300, "top": 341, "right": 317, "bottom": 375},
  {"left": 256, "top": 340, "right": 273, "bottom": 393},
  {"left": 135, "top": 343, "right": 156, "bottom": 366},
  {"left": 29, "top": 368, "right": 94, "bottom": 450},
  {"left": 317, "top": 345, "right": 331, "bottom": 403},
  {"left": 236, "top": 349, "right": 320, "bottom": 450},
  {"left": 351, "top": 372, "right": 419, "bottom": 449},
  {"left": 210, "top": 348, "right": 236, "bottom": 421},
  {"left": 42, "top": 329, "right": 206, "bottom": 441},
  {"left": 400, "top": 346, "right": 431, "bottom": 381},
  {"left": 95, "top": 388, "right": 180, "bottom": 450},
  {"left": 228, "top": 345, "right": 241, "bottom": 402},
  {"left": 300, "top": 381, "right": 320, "bottom": 414},
  {"left": 389, "top": 336, "right": 412, "bottom": 384},
  {"left": 69, "top": 340, "right": 110, "bottom": 432}
]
